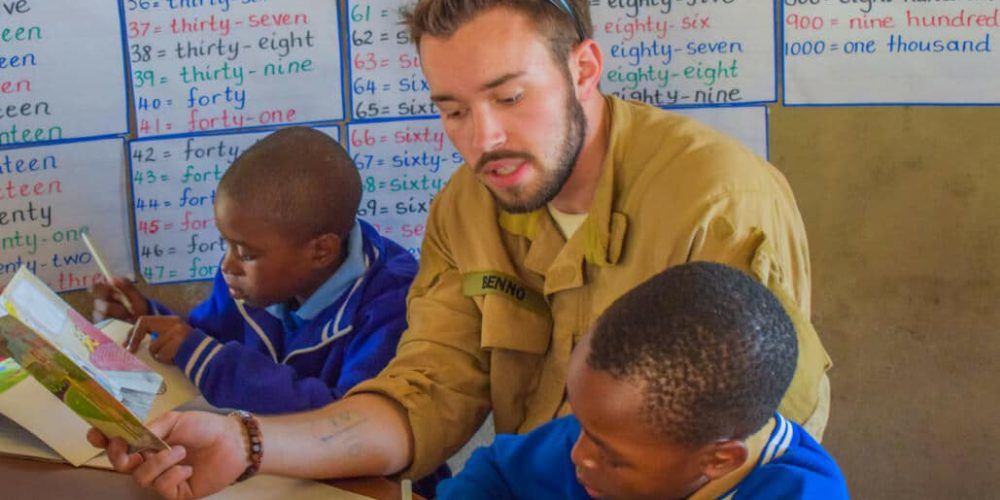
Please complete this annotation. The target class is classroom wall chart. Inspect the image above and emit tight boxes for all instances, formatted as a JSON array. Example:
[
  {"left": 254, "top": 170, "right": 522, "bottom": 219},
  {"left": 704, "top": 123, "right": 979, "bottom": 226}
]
[{"left": 1, "top": 1, "right": 787, "bottom": 292}]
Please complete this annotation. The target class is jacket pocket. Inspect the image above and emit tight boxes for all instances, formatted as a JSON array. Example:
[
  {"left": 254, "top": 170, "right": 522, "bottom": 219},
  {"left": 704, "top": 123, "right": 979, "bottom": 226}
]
[
  {"left": 478, "top": 294, "right": 552, "bottom": 433},
  {"left": 463, "top": 271, "right": 552, "bottom": 354},
  {"left": 480, "top": 293, "right": 553, "bottom": 354}
]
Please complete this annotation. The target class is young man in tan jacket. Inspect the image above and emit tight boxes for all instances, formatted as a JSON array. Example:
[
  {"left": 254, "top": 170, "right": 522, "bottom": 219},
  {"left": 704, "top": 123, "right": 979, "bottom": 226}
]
[{"left": 91, "top": 2, "right": 830, "bottom": 498}]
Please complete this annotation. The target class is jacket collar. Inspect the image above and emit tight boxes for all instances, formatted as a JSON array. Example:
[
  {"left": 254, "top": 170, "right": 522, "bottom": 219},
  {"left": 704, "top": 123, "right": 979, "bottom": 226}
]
[
  {"left": 241, "top": 220, "right": 384, "bottom": 363},
  {"left": 688, "top": 413, "right": 787, "bottom": 500},
  {"left": 265, "top": 220, "right": 367, "bottom": 324},
  {"left": 498, "top": 96, "right": 629, "bottom": 293}
]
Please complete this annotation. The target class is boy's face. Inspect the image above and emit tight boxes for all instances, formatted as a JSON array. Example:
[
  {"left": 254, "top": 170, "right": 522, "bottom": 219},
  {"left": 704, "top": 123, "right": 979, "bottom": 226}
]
[
  {"left": 419, "top": 7, "right": 586, "bottom": 213},
  {"left": 567, "top": 340, "right": 721, "bottom": 500},
  {"left": 214, "top": 194, "right": 336, "bottom": 308}
]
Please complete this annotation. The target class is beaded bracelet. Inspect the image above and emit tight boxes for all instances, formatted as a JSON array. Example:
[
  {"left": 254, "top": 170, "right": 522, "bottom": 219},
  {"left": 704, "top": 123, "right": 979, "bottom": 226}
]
[{"left": 230, "top": 410, "right": 262, "bottom": 483}]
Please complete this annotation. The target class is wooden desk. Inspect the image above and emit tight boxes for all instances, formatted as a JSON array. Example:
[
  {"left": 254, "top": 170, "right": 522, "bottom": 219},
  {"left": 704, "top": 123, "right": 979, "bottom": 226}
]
[{"left": 0, "top": 456, "right": 425, "bottom": 500}]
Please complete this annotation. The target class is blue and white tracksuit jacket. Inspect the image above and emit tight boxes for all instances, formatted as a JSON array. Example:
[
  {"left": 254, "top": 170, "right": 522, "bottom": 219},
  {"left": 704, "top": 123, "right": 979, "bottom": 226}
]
[
  {"left": 437, "top": 413, "right": 849, "bottom": 499},
  {"left": 152, "top": 220, "right": 417, "bottom": 414}
]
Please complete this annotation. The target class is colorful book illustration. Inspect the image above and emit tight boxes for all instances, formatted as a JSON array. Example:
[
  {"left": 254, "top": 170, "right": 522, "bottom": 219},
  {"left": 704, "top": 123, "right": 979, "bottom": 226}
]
[
  {"left": 0, "top": 267, "right": 169, "bottom": 459},
  {"left": 0, "top": 357, "right": 28, "bottom": 394}
]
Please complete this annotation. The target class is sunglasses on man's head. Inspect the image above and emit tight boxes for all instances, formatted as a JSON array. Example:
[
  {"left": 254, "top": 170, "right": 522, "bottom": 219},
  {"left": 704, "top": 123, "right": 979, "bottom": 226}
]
[{"left": 543, "top": 0, "right": 587, "bottom": 41}]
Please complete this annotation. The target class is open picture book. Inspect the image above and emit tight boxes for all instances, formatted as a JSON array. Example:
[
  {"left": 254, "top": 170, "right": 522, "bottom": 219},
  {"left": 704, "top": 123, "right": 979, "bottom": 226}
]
[{"left": 0, "top": 267, "right": 198, "bottom": 467}]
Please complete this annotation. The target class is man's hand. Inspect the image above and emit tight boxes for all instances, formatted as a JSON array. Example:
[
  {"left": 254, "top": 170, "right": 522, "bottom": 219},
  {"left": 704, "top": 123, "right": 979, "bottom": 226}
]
[
  {"left": 127, "top": 316, "right": 193, "bottom": 364},
  {"left": 87, "top": 411, "right": 248, "bottom": 500},
  {"left": 90, "top": 277, "right": 150, "bottom": 322}
]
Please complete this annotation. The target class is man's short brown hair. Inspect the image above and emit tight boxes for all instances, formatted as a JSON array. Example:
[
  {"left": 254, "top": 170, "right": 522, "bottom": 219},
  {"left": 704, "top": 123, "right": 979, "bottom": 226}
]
[{"left": 403, "top": 0, "right": 592, "bottom": 64}]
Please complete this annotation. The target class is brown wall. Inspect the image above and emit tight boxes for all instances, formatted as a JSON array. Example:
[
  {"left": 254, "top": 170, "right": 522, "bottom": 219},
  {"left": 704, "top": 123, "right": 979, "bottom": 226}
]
[
  {"left": 771, "top": 105, "right": 1000, "bottom": 498},
  {"left": 60, "top": 105, "right": 1000, "bottom": 498}
]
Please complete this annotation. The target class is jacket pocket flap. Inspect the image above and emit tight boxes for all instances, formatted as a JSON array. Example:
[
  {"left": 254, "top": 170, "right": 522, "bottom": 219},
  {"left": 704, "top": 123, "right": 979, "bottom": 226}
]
[
  {"left": 480, "top": 294, "right": 552, "bottom": 354},
  {"left": 464, "top": 271, "right": 552, "bottom": 354}
]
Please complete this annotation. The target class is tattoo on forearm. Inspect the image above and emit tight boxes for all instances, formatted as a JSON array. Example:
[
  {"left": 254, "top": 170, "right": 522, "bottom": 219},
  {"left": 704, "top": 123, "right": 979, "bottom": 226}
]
[
  {"left": 346, "top": 441, "right": 365, "bottom": 458},
  {"left": 318, "top": 411, "right": 367, "bottom": 444}
]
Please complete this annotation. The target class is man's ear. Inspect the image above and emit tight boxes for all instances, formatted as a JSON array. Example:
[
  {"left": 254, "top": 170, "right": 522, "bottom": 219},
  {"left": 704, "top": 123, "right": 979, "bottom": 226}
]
[
  {"left": 569, "top": 39, "right": 604, "bottom": 101},
  {"left": 310, "top": 233, "right": 343, "bottom": 268},
  {"left": 700, "top": 440, "right": 749, "bottom": 481}
]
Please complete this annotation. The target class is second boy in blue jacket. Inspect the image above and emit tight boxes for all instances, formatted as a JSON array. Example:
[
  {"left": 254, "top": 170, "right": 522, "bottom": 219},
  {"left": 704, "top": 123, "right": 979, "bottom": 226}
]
[{"left": 437, "top": 263, "right": 849, "bottom": 500}]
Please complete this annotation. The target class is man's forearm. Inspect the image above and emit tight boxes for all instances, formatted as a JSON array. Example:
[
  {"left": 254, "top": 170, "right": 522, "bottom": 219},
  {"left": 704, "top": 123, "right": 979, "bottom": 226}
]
[{"left": 259, "top": 393, "right": 414, "bottom": 479}]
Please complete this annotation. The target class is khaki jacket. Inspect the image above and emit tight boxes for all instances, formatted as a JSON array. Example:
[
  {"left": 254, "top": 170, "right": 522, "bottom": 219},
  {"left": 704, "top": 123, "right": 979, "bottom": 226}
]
[{"left": 349, "top": 96, "right": 831, "bottom": 477}]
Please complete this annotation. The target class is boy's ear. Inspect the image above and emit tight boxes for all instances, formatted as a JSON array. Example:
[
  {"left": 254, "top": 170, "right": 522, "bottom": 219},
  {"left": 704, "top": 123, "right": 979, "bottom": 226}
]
[
  {"left": 700, "top": 440, "right": 748, "bottom": 481},
  {"left": 309, "top": 233, "right": 343, "bottom": 268}
]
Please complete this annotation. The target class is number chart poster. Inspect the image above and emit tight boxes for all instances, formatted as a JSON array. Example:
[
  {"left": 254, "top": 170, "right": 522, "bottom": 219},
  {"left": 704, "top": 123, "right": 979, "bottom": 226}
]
[
  {"left": 0, "top": 0, "right": 129, "bottom": 147},
  {"left": 0, "top": 138, "right": 133, "bottom": 293},
  {"left": 129, "top": 127, "right": 340, "bottom": 285},
  {"left": 346, "top": 118, "right": 462, "bottom": 258},
  {"left": 591, "top": 0, "right": 777, "bottom": 108},
  {"left": 123, "top": 0, "right": 345, "bottom": 137},
  {"left": 345, "top": 0, "right": 436, "bottom": 122},
  {"left": 783, "top": 1, "right": 1000, "bottom": 105}
]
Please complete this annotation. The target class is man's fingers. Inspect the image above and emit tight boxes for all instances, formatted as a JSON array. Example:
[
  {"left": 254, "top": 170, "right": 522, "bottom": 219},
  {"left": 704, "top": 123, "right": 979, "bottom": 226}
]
[
  {"left": 106, "top": 437, "right": 144, "bottom": 473},
  {"left": 146, "top": 411, "right": 182, "bottom": 440},
  {"left": 132, "top": 446, "right": 187, "bottom": 489},
  {"left": 86, "top": 428, "right": 109, "bottom": 448},
  {"left": 153, "top": 465, "right": 195, "bottom": 500}
]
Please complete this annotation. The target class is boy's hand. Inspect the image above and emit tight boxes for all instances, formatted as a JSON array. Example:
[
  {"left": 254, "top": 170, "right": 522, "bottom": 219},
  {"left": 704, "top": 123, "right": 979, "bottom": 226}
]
[
  {"left": 87, "top": 411, "right": 248, "bottom": 500},
  {"left": 129, "top": 316, "right": 192, "bottom": 364},
  {"left": 90, "top": 277, "right": 150, "bottom": 322}
]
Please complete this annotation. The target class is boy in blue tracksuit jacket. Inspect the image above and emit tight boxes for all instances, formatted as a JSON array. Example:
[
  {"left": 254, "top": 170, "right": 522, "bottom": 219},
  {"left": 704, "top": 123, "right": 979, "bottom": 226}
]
[
  {"left": 438, "top": 263, "right": 849, "bottom": 500},
  {"left": 92, "top": 126, "right": 448, "bottom": 493},
  {"left": 148, "top": 217, "right": 412, "bottom": 413}
]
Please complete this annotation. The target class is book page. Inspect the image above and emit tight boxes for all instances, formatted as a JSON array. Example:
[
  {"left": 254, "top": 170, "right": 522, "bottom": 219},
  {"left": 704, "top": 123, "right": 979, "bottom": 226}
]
[
  {"left": 97, "top": 318, "right": 200, "bottom": 419},
  {"left": 0, "top": 268, "right": 167, "bottom": 452},
  {"left": 0, "top": 318, "right": 196, "bottom": 468},
  {"left": 0, "top": 375, "right": 101, "bottom": 466}
]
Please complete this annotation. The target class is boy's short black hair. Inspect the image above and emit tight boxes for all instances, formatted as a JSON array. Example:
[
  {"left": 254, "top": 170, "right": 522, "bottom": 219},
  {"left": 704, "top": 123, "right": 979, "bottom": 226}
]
[
  {"left": 217, "top": 126, "right": 361, "bottom": 242},
  {"left": 587, "top": 262, "right": 798, "bottom": 447}
]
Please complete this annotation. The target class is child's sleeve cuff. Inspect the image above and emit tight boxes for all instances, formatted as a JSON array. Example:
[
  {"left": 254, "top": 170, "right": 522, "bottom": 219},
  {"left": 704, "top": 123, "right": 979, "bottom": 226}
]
[{"left": 174, "top": 328, "right": 223, "bottom": 389}]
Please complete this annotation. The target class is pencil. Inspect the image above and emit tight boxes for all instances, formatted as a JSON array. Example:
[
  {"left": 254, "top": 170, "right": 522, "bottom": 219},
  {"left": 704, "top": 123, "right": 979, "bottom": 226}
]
[{"left": 81, "top": 231, "right": 137, "bottom": 317}]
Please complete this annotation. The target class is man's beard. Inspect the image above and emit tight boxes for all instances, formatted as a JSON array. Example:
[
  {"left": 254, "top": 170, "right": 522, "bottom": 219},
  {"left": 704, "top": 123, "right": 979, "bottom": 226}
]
[{"left": 477, "top": 93, "right": 587, "bottom": 213}]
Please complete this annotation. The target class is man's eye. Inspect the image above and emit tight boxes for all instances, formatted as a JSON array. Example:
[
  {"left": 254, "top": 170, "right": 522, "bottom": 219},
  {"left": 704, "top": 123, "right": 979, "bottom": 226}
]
[
  {"left": 498, "top": 93, "right": 523, "bottom": 105},
  {"left": 442, "top": 108, "right": 466, "bottom": 120}
]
